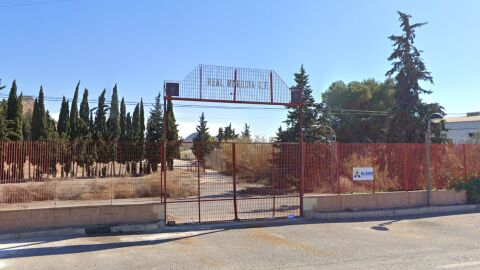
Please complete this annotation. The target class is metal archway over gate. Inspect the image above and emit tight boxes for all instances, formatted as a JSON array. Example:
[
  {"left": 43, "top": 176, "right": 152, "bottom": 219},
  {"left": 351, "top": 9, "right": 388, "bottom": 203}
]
[{"left": 161, "top": 65, "right": 304, "bottom": 224}]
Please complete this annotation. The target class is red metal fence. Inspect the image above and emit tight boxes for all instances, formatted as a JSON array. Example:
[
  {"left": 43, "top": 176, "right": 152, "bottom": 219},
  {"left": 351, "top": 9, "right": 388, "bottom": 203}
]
[
  {"left": 1, "top": 141, "right": 479, "bottom": 222},
  {"left": 305, "top": 143, "right": 480, "bottom": 194}
]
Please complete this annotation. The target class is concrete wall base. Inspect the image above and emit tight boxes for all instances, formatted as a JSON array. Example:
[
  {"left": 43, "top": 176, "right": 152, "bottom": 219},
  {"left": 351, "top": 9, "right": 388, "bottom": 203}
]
[{"left": 0, "top": 201, "right": 165, "bottom": 234}]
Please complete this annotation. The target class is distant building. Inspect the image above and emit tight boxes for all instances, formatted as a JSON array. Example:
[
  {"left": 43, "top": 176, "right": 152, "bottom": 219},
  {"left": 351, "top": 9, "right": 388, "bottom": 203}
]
[
  {"left": 444, "top": 112, "right": 480, "bottom": 143},
  {"left": 21, "top": 95, "right": 35, "bottom": 115}
]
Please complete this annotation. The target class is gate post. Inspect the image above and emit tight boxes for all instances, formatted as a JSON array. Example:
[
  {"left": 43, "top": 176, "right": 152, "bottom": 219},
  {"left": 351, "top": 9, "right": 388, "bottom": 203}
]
[
  {"left": 232, "top": 143, "right": 239, "bottom": 221},
  {"left": 299, "top": 106, "right": 304, "bottom": 217}
]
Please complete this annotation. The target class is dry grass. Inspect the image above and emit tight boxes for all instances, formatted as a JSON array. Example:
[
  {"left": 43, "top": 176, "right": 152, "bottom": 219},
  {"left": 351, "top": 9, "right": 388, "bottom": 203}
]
[
  {"left": 0, "top": 170, "right": 197, "bottom": 205},
  {"left": 205, "top": 143, "right": 272, "bottom": 184},
  {"left": 339, "top": 153, "right": 402, "bottom": 193}
]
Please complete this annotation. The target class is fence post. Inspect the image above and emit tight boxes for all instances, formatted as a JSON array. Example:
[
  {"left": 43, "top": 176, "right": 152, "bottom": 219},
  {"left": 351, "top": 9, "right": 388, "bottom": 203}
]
[
  {"left": 403, "top": 144, "right": 408, "bottom": 192},
  {"left": 336, "top": 143, "right": 341, "bottom": 195},
  {"left": 197, "top": 143, "right": 201, "bottom": 222},
  {"left": 371, "top": 145, "right": 375, "bottom": 194},
  {"left": 232, "top": 143, "right": 239, "bottom": 221},
  {"left": 463, "top": 144, "right": 468, "bottom": 179},
  {"left": 271, "top": 143, "right": 276, "bottom": 218}
]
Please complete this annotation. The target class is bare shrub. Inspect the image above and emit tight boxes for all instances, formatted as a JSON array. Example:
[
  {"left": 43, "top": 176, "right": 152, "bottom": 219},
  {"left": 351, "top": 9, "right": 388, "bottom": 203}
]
[{"left": 1, "top": 183, "right": 55, "bottom": 203}]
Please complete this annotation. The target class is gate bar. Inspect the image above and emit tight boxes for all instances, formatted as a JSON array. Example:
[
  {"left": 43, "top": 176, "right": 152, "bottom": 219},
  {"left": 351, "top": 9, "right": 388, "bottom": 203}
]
[{"left": 232, "top": 143, "right": 239, "bottom": 220}]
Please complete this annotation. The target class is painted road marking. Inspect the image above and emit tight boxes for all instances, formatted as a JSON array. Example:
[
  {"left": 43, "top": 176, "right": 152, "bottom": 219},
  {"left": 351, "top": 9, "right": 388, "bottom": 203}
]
[{"left": 437, "top": 261, "right": 480, "bottom": 269}]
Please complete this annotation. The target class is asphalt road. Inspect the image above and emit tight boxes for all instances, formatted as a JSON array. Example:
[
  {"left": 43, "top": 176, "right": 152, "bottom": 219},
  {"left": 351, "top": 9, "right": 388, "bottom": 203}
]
[{"left": 2, "top": 213, "right": 480, "bottom": 270}]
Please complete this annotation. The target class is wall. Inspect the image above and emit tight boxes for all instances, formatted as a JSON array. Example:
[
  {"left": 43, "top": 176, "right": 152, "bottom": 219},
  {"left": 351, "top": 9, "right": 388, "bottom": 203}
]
[
  {"left": 0, "top": 202, "right": 164, "bottom": 233},
  {"left": 304, "top": 190, "right": 466, "bottom": 217}
]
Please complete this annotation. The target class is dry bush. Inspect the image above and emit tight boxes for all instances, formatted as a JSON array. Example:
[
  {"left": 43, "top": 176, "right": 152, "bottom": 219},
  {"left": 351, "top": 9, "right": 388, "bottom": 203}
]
[
  {"left": 340, "top": 153, "right": 402, "bottom": 193},
  {"left": 1, "top": 183, "right": 55, "bottom": 203},
  {"left": 205, "top": 143, "right": 272, "bottom": 184}
]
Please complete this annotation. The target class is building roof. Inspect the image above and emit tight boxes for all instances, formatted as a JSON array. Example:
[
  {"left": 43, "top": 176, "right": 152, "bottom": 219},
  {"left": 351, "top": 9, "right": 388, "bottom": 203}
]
[{"left": 445, "top": 115, "right": 480, "bottom": 123}]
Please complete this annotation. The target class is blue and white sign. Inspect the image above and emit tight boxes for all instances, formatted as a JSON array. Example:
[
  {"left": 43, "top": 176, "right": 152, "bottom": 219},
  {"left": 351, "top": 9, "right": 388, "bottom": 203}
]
[{"left": 353, "top": 167, "right": 374, "bottom": 181}]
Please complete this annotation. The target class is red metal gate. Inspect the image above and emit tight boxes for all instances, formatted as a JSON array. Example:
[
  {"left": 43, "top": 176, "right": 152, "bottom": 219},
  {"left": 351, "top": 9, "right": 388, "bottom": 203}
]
[{"left": 163, "top": 141, "right": 301, "bottom": 224}]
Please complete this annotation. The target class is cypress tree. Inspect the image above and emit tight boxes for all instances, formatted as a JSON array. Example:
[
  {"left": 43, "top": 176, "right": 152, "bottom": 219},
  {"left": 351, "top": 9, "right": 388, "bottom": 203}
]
[
  {"left": 165, "top": 99, "right": 179, "bottom": 170},
  {"left": 107, "top": 84, "right": 120, "bottom": 140},
  {"left": 69, "top": 81, "right": 80, "bottom": 140},
  {"left": 126, "top": 112, "right": 133, "bottom": 141},
  {"left": 119, "top": 97, "right": 127, "bottom": 140},
  {"left": 0, "top": 83, "right": 8, "bottom": 140},
  {"left": 6, "top": 80, "right": 23, "bottom": 140},
  {"left": 78, "top": 89, "right": 90, "bottom": 138},
  {"left": 139, "top": 99, "right": 145, "bottom": 141},
  {"left": 94, "top": 89, "right": 107, "bottom": 140},
  {"left": 58, "top": 96, "right": 70, "bottom": 136},
  {"left": 31, "top": 87, "right": 48, "bottom": 140},
  {"left": 192, "top": 113, "right": 213, "bottom": 160},
  {"left": 132, "top": 103, "right": 140, "bottom": 141}
]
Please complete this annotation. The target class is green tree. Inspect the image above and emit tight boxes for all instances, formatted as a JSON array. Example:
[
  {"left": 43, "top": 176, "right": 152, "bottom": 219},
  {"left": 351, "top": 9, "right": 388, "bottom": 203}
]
[
  {"left": 78, "top": 88, "right": 90, "bottom": 137},
  {"left": 216, "top": 127, "right": 224, "bottom": 142},
  {"left": 132, "top": 103, "right": 140, "bottom": 141},
  {"left": 165, "top": 99, "right": 179, "bottom": 170},
  {"left": 223, "top": 123, "right": 237, "bottom": 140},
  {"left": 322, "top": 79, "right": 395, "bottom": 143},
  {"left": 192, "top": 113, "right": 213, "bottom": 160},
  {"left": 69, "top": 81, "right": 80, "bottom": 140},
  {"left": 146, "top": 93, "right": 163, "bottom": 142},
  {"left": 94, "top": 89, "right": 108, "bottom": 140},
  {"left": 6, "top": 80, "right": 23, "bottom": 140},
  {"left": 107, "top": 84, "right": 120, "bottom": 140},
  {"left": 145, "top": 93, "right": 163, "bottom": 172},
  {"left": 120, "top": 97, "right": 127, "bottom": 140},
  {"left": 276, "top": 65, "right": 327, "bottom": 142},
  {"left": 126, "top": 112, "right": 133, "bottom": 141},
  {"left": 241, "top": 123, "right": 251, "bottom": 141},
  {"left": 58, "top": 96, "right": 70, "bottom": 136},
  {"left": 386, "top": 12, "right": 441, "bottom": 143},
  {"left": 31, "top": 87, "right": 48, "bottom": 140},
  {"left": 139, "top": 99, "right": 145, "bottom": 141},
  {"left": 0, "top": 81, "right": 9, "bottom": 140}
]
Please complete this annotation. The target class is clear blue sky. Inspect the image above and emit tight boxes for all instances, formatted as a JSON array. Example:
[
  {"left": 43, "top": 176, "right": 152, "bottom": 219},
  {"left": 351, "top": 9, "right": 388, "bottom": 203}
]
[{"left": 1, "top": 0, "right": 478, "bottom": 138}]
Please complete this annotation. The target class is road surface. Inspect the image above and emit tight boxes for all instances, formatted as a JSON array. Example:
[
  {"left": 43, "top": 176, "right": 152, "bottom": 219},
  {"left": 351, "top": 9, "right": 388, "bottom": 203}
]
[{"left": 2, "top": 212, "right": 480, "bottom": 269}]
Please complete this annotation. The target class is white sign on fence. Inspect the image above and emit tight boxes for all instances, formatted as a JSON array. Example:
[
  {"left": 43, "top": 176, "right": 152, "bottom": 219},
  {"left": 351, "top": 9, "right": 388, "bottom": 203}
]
[{"left": 353, "top": 167, "right": 374, "bottom": 181}]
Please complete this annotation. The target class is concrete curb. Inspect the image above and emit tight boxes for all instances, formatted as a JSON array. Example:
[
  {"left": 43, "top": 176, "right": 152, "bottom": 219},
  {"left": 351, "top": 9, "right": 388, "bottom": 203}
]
[
  {"left": 0, "top": 221, "right": 164, "bottom": 241},
  {"left": 308, "top": 204, "right": 480, "bottom": 221}
]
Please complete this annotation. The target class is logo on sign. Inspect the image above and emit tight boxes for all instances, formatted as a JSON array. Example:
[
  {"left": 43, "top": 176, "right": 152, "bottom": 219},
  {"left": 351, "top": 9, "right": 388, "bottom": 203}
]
[{"left": 353, "top": 167, "right": 374, "bottom": 181}]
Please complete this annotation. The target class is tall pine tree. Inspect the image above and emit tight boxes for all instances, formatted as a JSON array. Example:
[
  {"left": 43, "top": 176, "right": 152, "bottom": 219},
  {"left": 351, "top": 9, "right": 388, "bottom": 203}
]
[
  {"left": 276, "top": 65, "right": 326, "bottom": 142},
  {"left": 241, "top": 123, "right": 251, "bottom": 141},
  {"left": 146, "top": 93, "right": 163, "bottom": 142},
  {"left": 192, "top": 113, "right": 212, "bottom": 160},
  {"left": 145, "top": 93, "right": 163, "bottom": 172},
  {"left": 386, "top": 12, "right": 439, "bottom": 143},
  {"left": 58, "top": 96, "right": 70, "bottom": 136}
]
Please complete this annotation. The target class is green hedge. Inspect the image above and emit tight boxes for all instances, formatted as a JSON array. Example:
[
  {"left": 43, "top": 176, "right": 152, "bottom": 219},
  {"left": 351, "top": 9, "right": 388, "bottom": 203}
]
[{"left": 449, "top": 177, "right": 480, "bottom": 204}]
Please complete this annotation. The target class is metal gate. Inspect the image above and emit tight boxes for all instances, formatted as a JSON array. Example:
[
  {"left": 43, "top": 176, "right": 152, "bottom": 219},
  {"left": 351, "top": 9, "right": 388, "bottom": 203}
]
[{"left": 163, "top": 141, "right": 301, "bottom": 224}]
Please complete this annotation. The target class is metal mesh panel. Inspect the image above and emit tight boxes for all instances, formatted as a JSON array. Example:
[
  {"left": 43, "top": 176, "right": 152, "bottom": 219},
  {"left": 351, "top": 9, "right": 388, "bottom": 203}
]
[{"left": 169, "top": 65, "right": 300, "bottom": 106}]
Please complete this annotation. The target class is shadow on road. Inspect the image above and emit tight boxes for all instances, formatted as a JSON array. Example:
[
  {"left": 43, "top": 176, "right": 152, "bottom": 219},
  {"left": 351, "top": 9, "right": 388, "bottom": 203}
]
[{"left": 0, "top": 229, "right": 226, "bottom": 260}]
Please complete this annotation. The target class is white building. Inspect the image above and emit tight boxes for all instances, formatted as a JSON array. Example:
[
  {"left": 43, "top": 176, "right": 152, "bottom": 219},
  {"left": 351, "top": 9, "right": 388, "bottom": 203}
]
[{"left": 444, "top": 112, "right": 480, "bottom": 143}]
